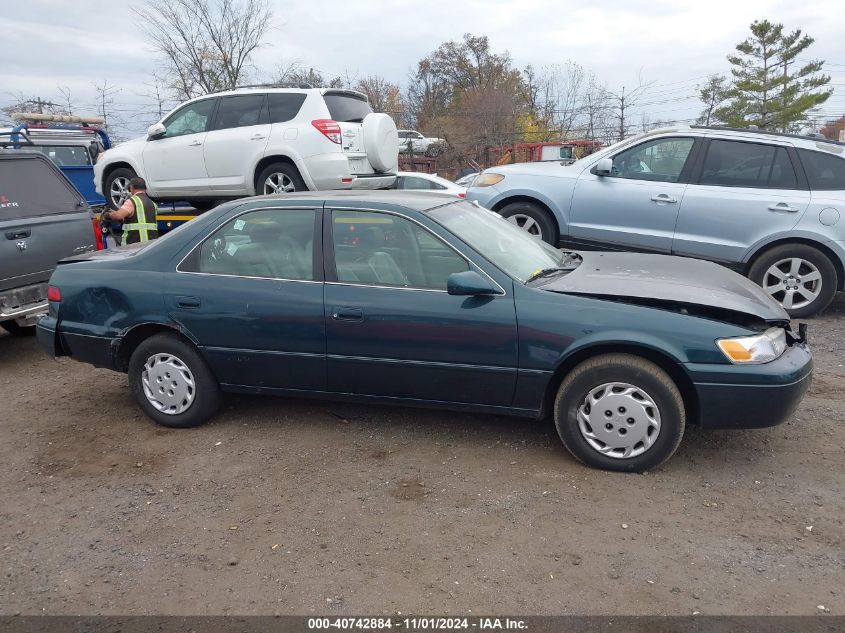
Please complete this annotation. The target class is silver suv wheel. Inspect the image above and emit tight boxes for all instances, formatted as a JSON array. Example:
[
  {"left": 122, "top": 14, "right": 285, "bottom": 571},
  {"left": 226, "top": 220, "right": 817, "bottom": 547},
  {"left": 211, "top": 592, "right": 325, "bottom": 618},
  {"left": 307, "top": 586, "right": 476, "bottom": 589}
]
[
  {"left": 762, "top": 257, "right": 822, "bottom": 311},
  {"left": 577, "top": 382, "right": 661, "bottom": 459},
  {"left": 264, "top": 172, "right": 296, "bottom": 194},
  {"left": 110, "top": 176, "right": 131, "bottom": 207},
  {"left": 505, "top": 214, "right": 543, "bottom": 239},
  {"left": 141, "top": 353, "right": 196, "bottom": 415}
]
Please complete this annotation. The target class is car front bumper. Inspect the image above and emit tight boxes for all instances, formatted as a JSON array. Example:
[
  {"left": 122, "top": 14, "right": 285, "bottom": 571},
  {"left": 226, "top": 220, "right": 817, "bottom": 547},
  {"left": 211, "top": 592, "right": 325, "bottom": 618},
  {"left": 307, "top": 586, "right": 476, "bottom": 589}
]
[{"left": 685, "top": 342, "right": 812, "bottom": 429}]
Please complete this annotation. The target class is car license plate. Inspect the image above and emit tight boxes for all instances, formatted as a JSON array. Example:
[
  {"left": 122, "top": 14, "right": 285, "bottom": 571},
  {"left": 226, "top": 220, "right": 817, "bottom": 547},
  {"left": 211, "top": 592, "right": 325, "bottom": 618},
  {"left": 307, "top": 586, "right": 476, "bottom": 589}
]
[{"left": 349, "top": 158, "right": 365, "bottom": 174}]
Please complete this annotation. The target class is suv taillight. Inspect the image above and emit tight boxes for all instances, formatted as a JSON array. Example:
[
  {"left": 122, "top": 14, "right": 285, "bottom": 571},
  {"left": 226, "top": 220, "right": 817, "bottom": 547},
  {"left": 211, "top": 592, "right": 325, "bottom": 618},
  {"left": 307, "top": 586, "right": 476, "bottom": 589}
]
[
  {"left": 312, "top": 119, "right": 342, "bottom": 144},
  {"left": 92, "top": 218, "right": 105, "bottom": 250},
  {"left": 47, "top": 286, "right": 61, "bottom": 302}
]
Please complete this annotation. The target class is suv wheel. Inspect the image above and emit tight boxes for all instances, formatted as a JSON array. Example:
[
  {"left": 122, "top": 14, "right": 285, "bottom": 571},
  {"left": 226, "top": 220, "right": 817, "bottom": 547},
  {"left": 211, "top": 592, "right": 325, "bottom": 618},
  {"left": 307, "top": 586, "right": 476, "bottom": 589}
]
[
  {"left": 499, "top": 201, "right": 557, "bottom": 245},
  {"left": 748, "top": 244, "right": 837, "bottom": 318},
  {"left": 128, "top": 333, "right": 222, "bottom": 428},
  {"left": 258, "top": 163, "right": 306, "bottom": 195},
  {"left": 105, "top": 167, "right": 137, "bottom": 210},
  {"left": 554, "top": 354, "right": 685, "bottom": 472}
]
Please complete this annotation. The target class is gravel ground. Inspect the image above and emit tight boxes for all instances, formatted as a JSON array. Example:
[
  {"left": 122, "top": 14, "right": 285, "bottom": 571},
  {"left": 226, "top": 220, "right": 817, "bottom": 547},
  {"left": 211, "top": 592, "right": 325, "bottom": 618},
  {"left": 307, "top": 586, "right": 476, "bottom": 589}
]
[{"left": 1, "top": 297, "right": 843, "bottom": 616}]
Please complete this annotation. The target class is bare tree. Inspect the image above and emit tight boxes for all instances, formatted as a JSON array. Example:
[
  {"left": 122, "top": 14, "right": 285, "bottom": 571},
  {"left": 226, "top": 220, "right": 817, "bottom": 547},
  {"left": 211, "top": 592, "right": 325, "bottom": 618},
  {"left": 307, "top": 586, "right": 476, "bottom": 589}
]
[
  {"left": 139, "top": 73, "right": 175, "bottom": 121},
  {"left": 273, "top": 62, "right": 342, "bottom": 88},
  {"left": 93, "top": 80, "right": 123, "bottom": 137},
  {"left": 56, "top": 86, "right": 74, "bottom": 115},
  {"left": 605, "top": 74, "right": 654, "bottom": 141},
  {"left": 134, "top": 0, "right": 273, "bottom": 99}
]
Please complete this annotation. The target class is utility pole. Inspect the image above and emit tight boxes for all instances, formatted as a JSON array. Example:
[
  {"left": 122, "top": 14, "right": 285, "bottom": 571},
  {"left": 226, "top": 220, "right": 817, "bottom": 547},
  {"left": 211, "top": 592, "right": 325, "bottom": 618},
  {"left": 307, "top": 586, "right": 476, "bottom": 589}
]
[{"left": 618, "top": 87, "right": 626, "bottom": 142}]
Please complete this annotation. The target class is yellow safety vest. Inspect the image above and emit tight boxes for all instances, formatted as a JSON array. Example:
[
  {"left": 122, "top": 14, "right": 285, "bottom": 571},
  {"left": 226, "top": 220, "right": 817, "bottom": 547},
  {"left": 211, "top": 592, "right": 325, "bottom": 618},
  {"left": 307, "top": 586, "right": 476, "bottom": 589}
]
[{"left": 122, "top": 195, "right": 158, "bottom": 245}]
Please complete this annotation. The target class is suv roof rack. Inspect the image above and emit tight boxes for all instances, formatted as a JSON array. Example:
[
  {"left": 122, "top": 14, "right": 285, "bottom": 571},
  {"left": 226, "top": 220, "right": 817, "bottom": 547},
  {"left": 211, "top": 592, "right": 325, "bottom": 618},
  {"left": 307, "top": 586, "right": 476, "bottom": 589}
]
[
  {"left": 691, "top": 125, "right": 845, "bottom": 146},
  {"left": 208, "top": 83, "right": 314, "bottom": 95}
]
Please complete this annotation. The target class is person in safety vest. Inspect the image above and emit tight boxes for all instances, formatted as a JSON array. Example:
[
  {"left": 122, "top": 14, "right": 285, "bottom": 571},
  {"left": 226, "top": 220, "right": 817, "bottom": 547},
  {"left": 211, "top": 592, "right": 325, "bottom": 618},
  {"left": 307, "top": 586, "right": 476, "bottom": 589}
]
[{"left": 102, "top": 177, "right": 158, "bottom": 245}]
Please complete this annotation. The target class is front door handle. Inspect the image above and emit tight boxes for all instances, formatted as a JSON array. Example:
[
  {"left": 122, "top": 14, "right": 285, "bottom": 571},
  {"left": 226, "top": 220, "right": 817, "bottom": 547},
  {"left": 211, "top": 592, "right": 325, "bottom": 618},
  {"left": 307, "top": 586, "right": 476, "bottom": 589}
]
[
  {"left": 5, "top": 228, "right": 31, "bottom": 240},
  {"left": 768, "top": 202, "right": 799, "bottom": 213},
  {"left": 175, "top": 295, "right": 201, "bottom": 309},
  {"left": 250, "top": 134, "right": 266, "bottom": 140},
  {"left": 331, "top": 306, "right": 364, "bottom": 322},
  {"left": 650, "top": 194, "right": 678, "bottom": 204},
  {"left": 188, "top": 140, "right": 202, "bottom": 146}
]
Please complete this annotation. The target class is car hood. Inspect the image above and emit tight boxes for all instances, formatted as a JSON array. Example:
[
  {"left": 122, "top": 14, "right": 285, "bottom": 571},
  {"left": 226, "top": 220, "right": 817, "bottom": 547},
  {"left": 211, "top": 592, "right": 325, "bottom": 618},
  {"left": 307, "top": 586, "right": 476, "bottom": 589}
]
[
  {"left": 485, "top": 160, "right": 583, "bottom": 178},
  {"left": 541, "top": 251, "right": 789, "bottom": 323}
]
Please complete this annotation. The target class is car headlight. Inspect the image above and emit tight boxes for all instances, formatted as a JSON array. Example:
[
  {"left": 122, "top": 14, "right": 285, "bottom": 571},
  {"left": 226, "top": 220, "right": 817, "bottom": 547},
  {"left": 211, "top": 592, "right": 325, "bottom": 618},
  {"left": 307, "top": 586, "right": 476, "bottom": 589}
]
[
  {"left": 717, "top": 327, "right": 787, "bottom": 364},
  {"left": 473, "top": 173, "right": 504, "bottom": 187}
]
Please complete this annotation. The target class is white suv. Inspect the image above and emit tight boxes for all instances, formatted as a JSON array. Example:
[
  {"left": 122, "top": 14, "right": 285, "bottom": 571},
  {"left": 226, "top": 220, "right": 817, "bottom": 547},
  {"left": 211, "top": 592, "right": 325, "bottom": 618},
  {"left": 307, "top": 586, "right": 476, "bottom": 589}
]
[
  {"left": 397, "top": 130, "right": 445, "bottom": 156},
  {"left": 95, "top": 87, "right": 399, "bottom": 209}
]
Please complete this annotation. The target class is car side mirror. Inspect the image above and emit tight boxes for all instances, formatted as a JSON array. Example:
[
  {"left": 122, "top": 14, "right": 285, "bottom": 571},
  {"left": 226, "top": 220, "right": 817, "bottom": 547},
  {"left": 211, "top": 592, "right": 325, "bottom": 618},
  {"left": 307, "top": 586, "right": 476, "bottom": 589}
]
[
  {"left": 595, "top": 157, "right": 613, "bottom": 176},
  {"left": 147, "top": 122, "right": 166, "bottom": 139},
  {"left": 447, "top": 271, "right": 496, "bottom": 296}
]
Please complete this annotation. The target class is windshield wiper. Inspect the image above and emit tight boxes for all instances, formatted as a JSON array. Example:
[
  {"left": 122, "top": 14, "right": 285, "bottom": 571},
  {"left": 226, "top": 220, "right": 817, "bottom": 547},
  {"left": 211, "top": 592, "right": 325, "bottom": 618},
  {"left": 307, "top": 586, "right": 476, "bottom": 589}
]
[{"left": 526, "top": 267, "right": 569, "bottom": 283}]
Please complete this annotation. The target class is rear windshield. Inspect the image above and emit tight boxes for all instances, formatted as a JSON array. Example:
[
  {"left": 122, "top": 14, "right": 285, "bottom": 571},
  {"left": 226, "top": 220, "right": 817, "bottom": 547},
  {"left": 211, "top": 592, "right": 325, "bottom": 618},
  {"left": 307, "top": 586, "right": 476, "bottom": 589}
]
[
  {"left": 323, "top": 93, "right": 373, "bottom": 123},
  {"left": 0, "top": 154, "right": 84, "bottom": 219},
  {"left": 33, "top": 144, "right": 93, "bottom": 166}
]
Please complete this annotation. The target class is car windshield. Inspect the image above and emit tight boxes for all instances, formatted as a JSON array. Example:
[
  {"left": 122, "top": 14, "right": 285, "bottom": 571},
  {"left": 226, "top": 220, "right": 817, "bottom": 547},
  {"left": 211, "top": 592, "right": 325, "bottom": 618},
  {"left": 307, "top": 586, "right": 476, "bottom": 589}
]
[{"left": 428, "top": 201, "right": 566, "bottom": 282}]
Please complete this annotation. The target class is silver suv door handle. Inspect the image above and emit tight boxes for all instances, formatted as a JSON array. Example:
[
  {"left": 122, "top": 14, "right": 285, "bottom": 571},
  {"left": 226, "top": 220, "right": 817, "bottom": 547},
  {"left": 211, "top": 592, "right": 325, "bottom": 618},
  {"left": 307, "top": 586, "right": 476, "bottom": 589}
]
[
  {"left": 188, "top": 140, "right": 202, "bottom": 146},
  {"left": 768, "top": 202, "right": 799, "bottom": 212},
  {"left": 250, "top": 134, "right": 266, "bottom": 140},
  {"left": 650, "top": 194, "right": 677, "bottom": 204}
]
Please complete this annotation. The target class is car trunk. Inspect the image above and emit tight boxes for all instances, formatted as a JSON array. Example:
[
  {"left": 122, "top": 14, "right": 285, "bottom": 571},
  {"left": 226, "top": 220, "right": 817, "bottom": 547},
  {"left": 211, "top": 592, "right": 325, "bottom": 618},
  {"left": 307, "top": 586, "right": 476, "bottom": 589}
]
[
  {"left": 323, "top": 91, "right": 374, "bottom": 175},
  {"left": 0, "top": 151, "right": 96, "bottom": 294}
]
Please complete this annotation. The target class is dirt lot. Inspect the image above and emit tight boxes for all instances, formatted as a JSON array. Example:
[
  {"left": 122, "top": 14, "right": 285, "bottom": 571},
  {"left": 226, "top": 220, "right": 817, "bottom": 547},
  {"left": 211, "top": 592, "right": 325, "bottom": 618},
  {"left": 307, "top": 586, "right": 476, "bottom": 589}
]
[{"left": 1, "top": 298, "right": 843, "bottom": 616}]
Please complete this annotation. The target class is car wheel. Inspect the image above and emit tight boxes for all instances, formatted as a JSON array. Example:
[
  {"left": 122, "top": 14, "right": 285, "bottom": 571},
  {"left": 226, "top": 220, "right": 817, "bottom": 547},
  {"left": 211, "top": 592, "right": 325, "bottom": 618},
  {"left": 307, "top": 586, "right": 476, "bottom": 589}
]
[
  {"left": 499, "top": 201, "right": 557, "bottom": 245},
  {"left": 554, "top": 354, "right": 685, "bottom": 472},
  {"left": 258, "top": 163, "right": 306, "bottom": 195},
  {"left": 748, "top": 244, "right": 837, "bottom": 318},
  {"left": 1, "top": 320, "right": 36, "bottom": 336},
  {"left": 128, "top": 333, "right": 221, "bottom": 428},
  {"left": 105, "top": 167, "right": 137, "bottom": 210}
]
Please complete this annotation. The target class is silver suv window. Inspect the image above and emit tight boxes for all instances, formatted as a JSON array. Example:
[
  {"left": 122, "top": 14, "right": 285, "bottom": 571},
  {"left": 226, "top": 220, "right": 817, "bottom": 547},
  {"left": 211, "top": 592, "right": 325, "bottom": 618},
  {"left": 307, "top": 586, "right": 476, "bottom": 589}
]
[
  {"left": 268, "top": 93, "right": 306, "bottom": 123},
  {"left": 701, "top": 140, "right": 798, "bottom": 189},
  {"left": 797, "top": 149, "right": 845, "bottom": 191},
  {"left": 610, "top": 137, "right": 694, "bottom": 183},
  {"left": 163, "top": 99, "right": 216, "bottom": 138},
  {"left": 209, "top": 94, "right": 268, "bottom": 131}
]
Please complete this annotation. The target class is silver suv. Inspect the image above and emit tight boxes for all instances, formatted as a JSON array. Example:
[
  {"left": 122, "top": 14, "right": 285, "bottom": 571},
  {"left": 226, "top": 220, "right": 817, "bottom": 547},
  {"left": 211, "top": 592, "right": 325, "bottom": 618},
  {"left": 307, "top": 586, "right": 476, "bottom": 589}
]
[{"left": 467, "top": 126, "right": 845, "bottom": 317}]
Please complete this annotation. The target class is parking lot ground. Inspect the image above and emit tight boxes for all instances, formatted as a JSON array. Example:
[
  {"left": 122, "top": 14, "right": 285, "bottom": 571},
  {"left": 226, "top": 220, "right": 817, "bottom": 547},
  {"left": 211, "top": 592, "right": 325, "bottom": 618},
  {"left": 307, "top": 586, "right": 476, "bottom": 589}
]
[{"left": 1, "top": 299, "right": 843, "bottom": 616}]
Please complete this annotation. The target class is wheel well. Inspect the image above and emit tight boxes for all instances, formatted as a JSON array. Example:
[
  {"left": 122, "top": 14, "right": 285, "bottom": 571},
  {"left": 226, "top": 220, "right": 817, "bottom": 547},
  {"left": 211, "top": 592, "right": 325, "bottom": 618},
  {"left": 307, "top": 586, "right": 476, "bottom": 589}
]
[
  {"left": 492, "top": 196, "right": 560, "bottom": 239},
  {"left": 541, "top": 344, "right": 700, "bottom": 426},
  {"left": 115, "top": 323, "right": 192, "bottom": 372},
  {"left": 102, "top": 161, "right": 135, "bottom": 190},
  {"left": 253, "top": 155, "right": 304, "bottom": 192},
  {"left": 747, "top": 238, "right": 845, "bottom": 291}
]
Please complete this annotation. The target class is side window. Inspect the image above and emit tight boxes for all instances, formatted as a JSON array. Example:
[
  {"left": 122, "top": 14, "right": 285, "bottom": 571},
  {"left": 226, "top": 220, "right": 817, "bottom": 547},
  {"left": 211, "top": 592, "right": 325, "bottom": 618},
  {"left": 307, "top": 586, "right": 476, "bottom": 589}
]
[
  {"left": 196, "top": 208, "right": 316, "bottom": 280},
  {"left": 400, "top": 176, "right": 436, "bottom": 190},
  {"left": 609, "top": 137, "right": 694, "bottom": 182},
  {"left": 797, "top": 149, "right": 845, "bottom": 191},
  {"left": 163, "top": 99, "right": 216, "bottom": 138},
  {"left": 700, "top": 140, "right": 797, "bottom": 189},
  {"left": 268, "top": 93, "right": 307, "bottom": 124},
  {"left": 331, "top": 210, "right": 468, "bottom": 290},
  {"left": 209, "top": 94, "right": 267, "bottom": 131}
]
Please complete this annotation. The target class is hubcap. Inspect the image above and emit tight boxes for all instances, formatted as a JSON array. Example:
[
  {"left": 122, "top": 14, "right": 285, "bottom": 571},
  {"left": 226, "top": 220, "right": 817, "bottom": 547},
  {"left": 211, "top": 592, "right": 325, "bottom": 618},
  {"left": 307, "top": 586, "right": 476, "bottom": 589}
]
[
  {"left": 506, "top": 214, "right": 543, "bottom": 240},
  {"left": 264, "top": 172, "right": 296, "bottom": 194},
  {"left": 762, "top": 258, "right": 821, "bottom": 310},
  {"left": 110, "top": 176, "right": 131, "bottom": 207},
  {"left": 141, "top": 353, "right": 196, "bottom": 415},
  {"left": 577, "top": 382, "right": 661, "bottom": 459}
]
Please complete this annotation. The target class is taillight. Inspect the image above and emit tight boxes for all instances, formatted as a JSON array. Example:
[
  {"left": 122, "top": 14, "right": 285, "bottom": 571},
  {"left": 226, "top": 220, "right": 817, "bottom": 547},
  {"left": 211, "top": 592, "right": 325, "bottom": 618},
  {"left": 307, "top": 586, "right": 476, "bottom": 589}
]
[
  {"left": 92, "top": 218, "right": 105, "bottom": 250},
  {"left": 311, "top": 119, "right": 342, "bottom": 144},
  {"left": 458, "top": 192, "right": 466, "bottom": 198},
  {"left": 47, "top": 286, "right": 61, "bottom": 302}
]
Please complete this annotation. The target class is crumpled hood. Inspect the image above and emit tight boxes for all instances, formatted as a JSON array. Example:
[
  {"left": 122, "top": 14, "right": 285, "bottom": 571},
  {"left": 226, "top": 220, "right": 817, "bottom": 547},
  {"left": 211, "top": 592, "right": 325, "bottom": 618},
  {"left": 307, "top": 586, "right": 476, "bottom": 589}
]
[{"left": 541, "top": 251, "right": 789, "bottom": 322}]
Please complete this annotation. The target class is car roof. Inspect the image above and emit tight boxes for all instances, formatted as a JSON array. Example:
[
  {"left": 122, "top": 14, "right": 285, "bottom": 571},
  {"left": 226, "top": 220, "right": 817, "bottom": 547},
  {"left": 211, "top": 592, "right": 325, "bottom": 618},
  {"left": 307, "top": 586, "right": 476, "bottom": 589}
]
[
  {"left": 628, "top": 125, "right": 845, "bottom": 152},
  {"left": 247, "top": 189, "right": 461, "bottom": 212}
]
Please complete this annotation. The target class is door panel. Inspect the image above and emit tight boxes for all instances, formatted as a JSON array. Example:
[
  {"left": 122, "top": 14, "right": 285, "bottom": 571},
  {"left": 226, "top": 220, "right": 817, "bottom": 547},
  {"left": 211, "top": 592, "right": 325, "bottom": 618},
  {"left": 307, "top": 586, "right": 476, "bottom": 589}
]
[
  {"left": 142, "top": 98, "right": 216, "bottom": 194},
  {"left": 204, "top": 94, "right": 271, "bottom": 192},
  {"left": 324, "top": 209, "right": 518, "bottom": 406},
  {"left": 167, "top": 207, "right": 325, "bottom": 390},
  {"left": 673, "top": 139, "right": 810, "bottom": 262},
  {"left": 569, "top": 137, "right": 696, "bottom": 252}
]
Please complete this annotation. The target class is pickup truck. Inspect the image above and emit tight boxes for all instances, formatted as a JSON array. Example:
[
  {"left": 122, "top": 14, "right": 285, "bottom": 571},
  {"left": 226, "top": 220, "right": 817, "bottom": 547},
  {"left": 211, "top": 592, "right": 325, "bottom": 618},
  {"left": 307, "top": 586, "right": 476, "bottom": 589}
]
[{"left": 0, "top": 150, "right": 100, "bottom": 335}]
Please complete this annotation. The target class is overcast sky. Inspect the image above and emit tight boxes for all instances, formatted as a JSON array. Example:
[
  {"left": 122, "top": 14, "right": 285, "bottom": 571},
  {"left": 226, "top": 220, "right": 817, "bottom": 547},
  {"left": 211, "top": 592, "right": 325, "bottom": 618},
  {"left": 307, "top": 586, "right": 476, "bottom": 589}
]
[{"left": 2, "top": 0, "right": 843, "bottom": 139}]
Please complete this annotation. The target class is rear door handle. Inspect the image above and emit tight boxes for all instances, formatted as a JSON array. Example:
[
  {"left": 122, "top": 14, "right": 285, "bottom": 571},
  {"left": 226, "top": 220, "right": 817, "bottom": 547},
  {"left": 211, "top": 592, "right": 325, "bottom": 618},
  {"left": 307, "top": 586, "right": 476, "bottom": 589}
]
[
  {"left": 188, "top": 140, "right": 202, "bottom": 146},
  {"left": 175, "top": 295, "right": 201, "bottom": 309},
  {"left": 768, "top": 202, "right": 799, "bottom": 213},
  {"left": 331, "top": 306, "right": 363, "bottom": 322},
  {"left": 650, "top": 194, "right": 678, "bottom": 204},
  {"left": 250, "top": 134, "right": 266, "bottom": 140},
  {"left": 5, "top": 228, "right": 31, "bottom": 240}
]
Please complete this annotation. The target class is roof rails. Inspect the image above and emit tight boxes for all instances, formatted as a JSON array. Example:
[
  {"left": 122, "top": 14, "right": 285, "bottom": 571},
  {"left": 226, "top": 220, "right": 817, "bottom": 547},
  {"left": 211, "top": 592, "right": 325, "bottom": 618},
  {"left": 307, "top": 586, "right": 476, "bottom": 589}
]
[
  {"left": 208, "top": 83, "right": 314, "bottom": 95},
  {"left": 691, "top": 125, "right": 845, "bottom": 146}
]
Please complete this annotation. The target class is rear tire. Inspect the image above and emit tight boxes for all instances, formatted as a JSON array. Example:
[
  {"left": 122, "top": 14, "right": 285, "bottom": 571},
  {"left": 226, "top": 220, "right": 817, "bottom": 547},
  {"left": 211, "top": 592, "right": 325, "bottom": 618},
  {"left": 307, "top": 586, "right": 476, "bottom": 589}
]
[
  {"left": 105, "top": 167, "right": 137, "bottom": 210},
  {"left": 748, "top": 244, "right": 837, "bottom": 318},
  {"left": 257, "top": 163, "right": 306, "bottom": 195},
  {"left": 499, "top": 201, "right": 557, "bottom": 245},
  {"left": 1, "top": 320, "right": 36, "bottom": 336},
  {"left": 554, "top": 354, "right": 685, "bottom": 472},
  {"left": 128, "top": 333, "right": 221, "bottom": 428}
]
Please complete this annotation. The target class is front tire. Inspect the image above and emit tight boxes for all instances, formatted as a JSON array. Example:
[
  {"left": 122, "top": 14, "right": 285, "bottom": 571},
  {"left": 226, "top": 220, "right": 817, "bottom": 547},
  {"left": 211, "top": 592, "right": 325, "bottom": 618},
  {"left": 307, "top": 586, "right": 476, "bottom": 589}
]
[
  {"left": 499, "top": 201, "right": 557, "bottom": 245},
  {"left": 748, "top": 244, "right": 837, "bottom": 318},
  {"left": 554, "top": 354, "right": 685, "bottom": 472},
  {"left": 128, "top": 333, "right": 221, "bottom": 428},
  {"left": 258, "top": 162, "right": 306, "bottom": 195},
  {"left": 105, "top": 167, "right": 137, "bottom": 210}
]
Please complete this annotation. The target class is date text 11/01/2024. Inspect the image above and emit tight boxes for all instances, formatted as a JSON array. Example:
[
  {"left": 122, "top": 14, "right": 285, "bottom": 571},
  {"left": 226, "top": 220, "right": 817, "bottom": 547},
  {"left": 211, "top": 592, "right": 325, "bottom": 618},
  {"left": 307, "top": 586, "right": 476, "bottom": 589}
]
[{"left": 307, "top": 618, "right": 527, "bottom": 630}]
